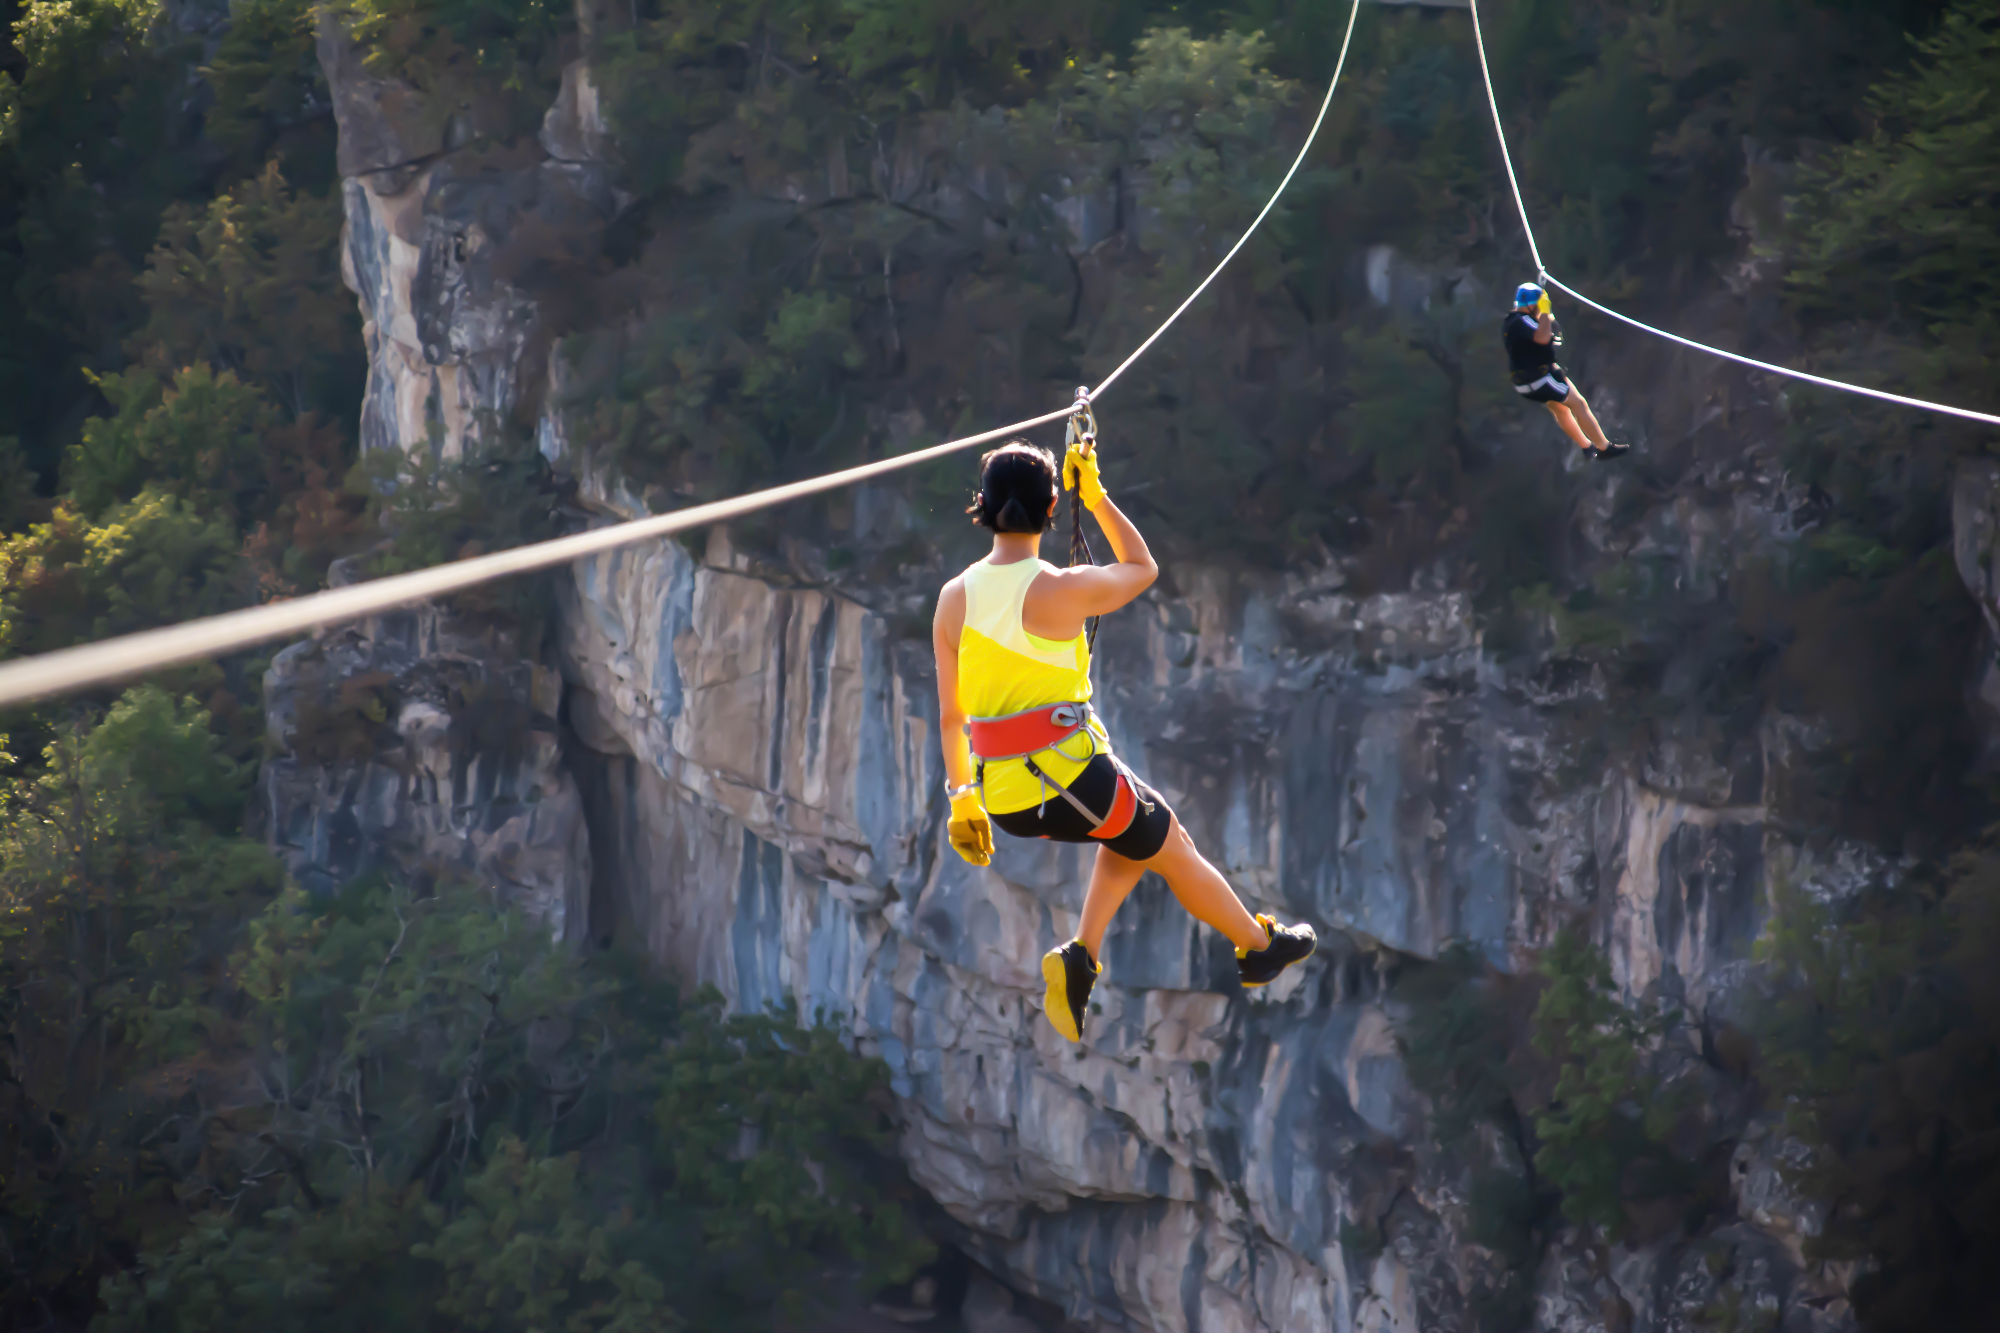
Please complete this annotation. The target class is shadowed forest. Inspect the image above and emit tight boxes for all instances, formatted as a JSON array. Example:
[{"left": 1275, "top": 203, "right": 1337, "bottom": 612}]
[{"left": 1, "top": 0, "right": 1997, "bottom": 1328}]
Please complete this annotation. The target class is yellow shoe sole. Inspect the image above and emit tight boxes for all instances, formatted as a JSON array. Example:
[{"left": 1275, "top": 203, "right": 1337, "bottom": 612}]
[{"left": 1042, "top": 949, "right": 1082, "bottom": 1043}]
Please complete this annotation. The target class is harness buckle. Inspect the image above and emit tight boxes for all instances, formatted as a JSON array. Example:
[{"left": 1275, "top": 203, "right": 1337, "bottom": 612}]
[{"left": 1049, "top": 703, "right": 1080, "bottom": 729}]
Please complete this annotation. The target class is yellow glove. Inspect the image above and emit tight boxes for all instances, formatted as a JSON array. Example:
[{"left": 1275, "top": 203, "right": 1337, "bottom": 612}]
[
  {"left": 1063, "top": 438, "right": 1107, "bottom": 511},
  {"left": 948, "top": 790, "right": 992, "bottom": 866},
  {"left": 1536, "top": 293, "right": 1552, "bottom": 316}
]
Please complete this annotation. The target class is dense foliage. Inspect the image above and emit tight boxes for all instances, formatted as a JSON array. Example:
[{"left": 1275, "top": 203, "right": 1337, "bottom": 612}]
[
  {"left": 1393, "top": 934, "right": 1710, "bottom": 1329},
  {"left": 1754, "top": 849, "right": 2000, "bottom": 1333},
  {"left": 0, "top": 0, "right": 925, "bottom": 1325},
  {"left": 0, "top": 692, "right": 926, "bottom": 1331},
  {"left": 1398, "top": 840, "right": 2000, "bottom": 1332}
]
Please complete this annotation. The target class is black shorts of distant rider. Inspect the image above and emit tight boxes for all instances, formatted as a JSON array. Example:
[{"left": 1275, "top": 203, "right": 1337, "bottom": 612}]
[{"left": 1514, "top": 365, "right": 1573, "bottom": 404}]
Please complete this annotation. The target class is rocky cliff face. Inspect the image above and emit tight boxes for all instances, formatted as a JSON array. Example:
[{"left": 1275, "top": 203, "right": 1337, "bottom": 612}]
[
  {"left": 263, "top": 560, "right": 589, "bottom": 936},
  {"left": 272, "top": 15, "right": 1974, "bottom": 1331},
  {"left": 534, "top": 477, "right": 1869, "bottom": 1333}
]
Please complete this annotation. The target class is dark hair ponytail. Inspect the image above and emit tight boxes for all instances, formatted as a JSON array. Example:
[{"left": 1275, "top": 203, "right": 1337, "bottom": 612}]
[{"left": 967, "top": 441, "right": 1057, "bottom": 533}]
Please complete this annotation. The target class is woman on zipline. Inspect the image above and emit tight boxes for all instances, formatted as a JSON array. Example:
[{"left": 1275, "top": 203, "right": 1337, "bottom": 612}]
[
  {"left": 931, "top": 434, "right": 1317, "bottom": 1043},
  {"left": 1506, "top": 282, "right": 1627, "bottom": 459}
]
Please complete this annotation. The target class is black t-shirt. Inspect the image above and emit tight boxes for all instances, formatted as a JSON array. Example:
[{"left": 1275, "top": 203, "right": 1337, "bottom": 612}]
[{"left": 1503, "top": 311, "right": 1560, "bottom": 380}]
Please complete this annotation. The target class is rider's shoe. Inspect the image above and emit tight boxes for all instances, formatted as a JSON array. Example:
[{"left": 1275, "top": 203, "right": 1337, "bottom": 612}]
[
  {"left": 1042, "top": 939, "right": 1101, "bottom": 1042},
  {"left": 1588, "top": 440, "right": 1632, "bottom": 460},
  {"left": 1237, "top": 914, "right": 1318, "bottom": 988}
]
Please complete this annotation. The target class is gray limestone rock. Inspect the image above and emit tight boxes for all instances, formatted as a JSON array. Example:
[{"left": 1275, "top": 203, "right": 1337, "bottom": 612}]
[
  {"left": 262, "top": 593, "right": 588, "bottom": 936},
  {"left": 315, "top": 10, "right": 447, "bottom": 180},
  {"left": 534, "top": 459, "right": 1850, "bottom": 1331}
]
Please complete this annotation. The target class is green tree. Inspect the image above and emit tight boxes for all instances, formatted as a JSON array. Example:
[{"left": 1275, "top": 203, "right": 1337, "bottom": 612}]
[
  {"left": 1529, "top": 928, "right": 1687, "bottom": 1238},
  {"left": 0, "top": 491, "right": 247, "bottom": 662},
  {"left": 1753, "top": 853, "right": 2000, "bottom": 1333},
  {"left": 362, "top": 441, "right": 561, "bottom": 646},
  {"left": 201, "top": 0, "right": 339, "bottom": 188},
  {"left": 68, "top": 366, "right": 281, "bottom": 519},
  {"left": 0, "top": 0, "right": 208, "bottom": 476},
  {"left": 130, "top": 163, "right": 359, "bottom": 420},
  {"left": 0, "top": 689, "right": 283, "bottom": 1327},
  {"left": 65, "top": 364, "right": 369, "bottom": 595},
  {"left": 1787, "top": 0, "right": 1998, "bottom": 419},
  {"left": 654, "top": 995, "right": 930, "bottom": 1321},
  {"left": 1340, "top": 323, "right": 1457, "bottom": 485},
  {"left": 93, "top": 1194, "right": 426, "bottom": 1333},
  {"left": 95, "top": 873, "right": 926, "bottom": 1332},
  {"left": 342, "top": 0, "right": 574, "bottom": 144},
  {"left": 0, "top": 435, "right": 42, "bottom": 533},
  {"left": 414, "top": 1137, "right": 674, "bottom": 1333}
]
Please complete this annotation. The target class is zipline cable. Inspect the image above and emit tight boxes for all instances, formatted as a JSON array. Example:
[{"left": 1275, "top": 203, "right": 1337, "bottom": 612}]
[
  {"left": 1466, "top": 0, "right": 1543, "bottom": 279},
  {"left": 0, "top": 0, "right": 1366, "bottom": 712},
  {"left": 1541, "top": 273, "right": 2000, "bottom": 426},
  {"left": 1089, "top": 0, "right": 1363, "bottom": 401},
  {"left": 1464, "top": 0, "right": 2000, "bottom": 430},
  {"left": 0, "top": 410, "right": 1076, "bottom": 711}
]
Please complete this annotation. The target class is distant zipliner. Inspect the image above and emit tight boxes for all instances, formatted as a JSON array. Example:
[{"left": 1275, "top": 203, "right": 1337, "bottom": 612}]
[
  {"left": 1464, "top": 0, "right": 1998, "bottom": 435},
  {"left": 931, "top": 403, "right": 1317, "bottom": 1043},
  {"left": 1505, "top": 282, "right": 1629, "bottom": 460}
]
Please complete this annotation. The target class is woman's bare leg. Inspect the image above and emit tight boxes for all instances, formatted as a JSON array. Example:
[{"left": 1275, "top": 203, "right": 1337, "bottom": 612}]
[
  {"left": 1076, "top": 845, "right": 1145, "bottom": 959},
  {"left": 1544, "top": 402, "right": 1594, "bottom": 448},
  {"left": 1074, "top": 817, "right": 1269, "bottom": 958},
  {"left": 1563, "top": 388, "right": 1612, "bottom": 446}
]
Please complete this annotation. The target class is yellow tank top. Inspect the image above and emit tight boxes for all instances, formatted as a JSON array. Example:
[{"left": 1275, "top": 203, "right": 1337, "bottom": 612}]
[{"left": 957, "top": 557, "right": 1110, "bottom": 815}]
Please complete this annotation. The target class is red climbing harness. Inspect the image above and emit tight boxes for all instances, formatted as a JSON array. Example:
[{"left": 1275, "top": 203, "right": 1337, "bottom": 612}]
[
  {"left": 967, "top": 701, "right": 1092, "bottom": 761},
  {"left": 967, "top": 701, "right": 1145, "bottom": 841}
]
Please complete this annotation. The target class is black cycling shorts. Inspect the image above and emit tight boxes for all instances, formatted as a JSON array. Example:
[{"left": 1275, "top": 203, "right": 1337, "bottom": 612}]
[
  {"left": 1514, "top": 365, "right": 1572, "bottom": 404},
  {"left": 990, "top": 753, "right": 1175, "bottom": 862}
]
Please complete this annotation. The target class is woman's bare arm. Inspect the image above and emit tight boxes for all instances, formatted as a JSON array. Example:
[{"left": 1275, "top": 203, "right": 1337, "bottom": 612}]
[
  {"left": 932, "top": 578, "right": 975, "bottom": 790},
  {"left": 1022, "top": 494, "right": 1158, "bottom": 638}
]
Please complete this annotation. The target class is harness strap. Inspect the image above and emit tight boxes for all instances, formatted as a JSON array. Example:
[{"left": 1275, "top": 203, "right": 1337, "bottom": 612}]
[
  {"left": 1020, "top": 752, "right": 1154, "bottom": 842},
  {"left": 1094, "top": 770, "right": 1141, "bottom": 840}
]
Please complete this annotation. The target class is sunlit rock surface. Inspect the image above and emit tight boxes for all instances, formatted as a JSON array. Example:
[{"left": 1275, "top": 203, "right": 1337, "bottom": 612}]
[
  {"left": 321, "top": 13, "right": 623, "bottom": 459},
  {"left": 283, "top": 17, "right": 1926, "bottom": 1329},
  {"left": 533, "top": 446, "right": 1860, "bottom": 1332}
]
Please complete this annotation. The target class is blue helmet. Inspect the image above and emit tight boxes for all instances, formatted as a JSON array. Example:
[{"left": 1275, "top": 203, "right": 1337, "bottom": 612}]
[{"left": 1514, "top": 282, "right": 1546, "bottom": 309}]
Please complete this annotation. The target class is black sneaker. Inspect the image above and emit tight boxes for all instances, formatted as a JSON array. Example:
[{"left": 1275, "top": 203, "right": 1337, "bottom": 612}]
[
  {"left": 1041, "top": 939, "right": 1100, "bottom": 1042},
  {"left": 1237, "top": 914, "right": 1317, "bottom": 988},
  {"left": 1588, "top": 441, "right": 1631, "bottom": 460}
]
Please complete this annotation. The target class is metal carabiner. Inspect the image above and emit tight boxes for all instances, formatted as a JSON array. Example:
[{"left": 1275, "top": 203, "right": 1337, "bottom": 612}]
[{"left": 1065, "top": 384, "right": 1097, "bottom": 452}]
